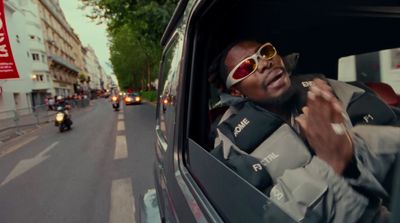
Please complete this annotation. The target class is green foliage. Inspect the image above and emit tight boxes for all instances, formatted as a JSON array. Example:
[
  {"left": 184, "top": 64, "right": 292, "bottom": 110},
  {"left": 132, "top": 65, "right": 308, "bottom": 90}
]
[
  {"left": 79, "top": 72, "right": 87, "bottom": 83},
  {"left": 80, "top": 0, "right": 178, "bottom": 90},
  {"left": 109, "top": 24, "right": 160, "bottom": 90},
  {"left": 140, "top": 90, "right": 157, "bottom": 102}
]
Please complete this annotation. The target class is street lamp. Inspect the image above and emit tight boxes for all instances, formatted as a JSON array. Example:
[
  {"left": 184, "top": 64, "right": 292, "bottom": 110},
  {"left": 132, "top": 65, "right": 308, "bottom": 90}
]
[{"left": 31, "top": 74, "right": 37, "bottom": 80}]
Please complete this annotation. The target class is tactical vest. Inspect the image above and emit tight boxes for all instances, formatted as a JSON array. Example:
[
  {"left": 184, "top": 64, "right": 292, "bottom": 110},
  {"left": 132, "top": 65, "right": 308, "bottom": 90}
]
[{"left": 211, "top": 74, "right": 398, "bottom": 192}]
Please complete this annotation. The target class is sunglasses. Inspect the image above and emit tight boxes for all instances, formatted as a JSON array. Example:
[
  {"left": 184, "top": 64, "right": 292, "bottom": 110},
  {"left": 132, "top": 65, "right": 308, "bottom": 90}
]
[{"left": 226, "top": 42, "right": 277, "bottom": 88}]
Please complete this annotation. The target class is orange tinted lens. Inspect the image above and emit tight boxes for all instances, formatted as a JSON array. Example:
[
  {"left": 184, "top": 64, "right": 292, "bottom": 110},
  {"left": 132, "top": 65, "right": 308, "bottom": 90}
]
[
  {"left": 259, "top": 44, "right": 276, "bottom": 59},
  {"left": 232, "top": 58, "right": 257, "bottom": 80}
]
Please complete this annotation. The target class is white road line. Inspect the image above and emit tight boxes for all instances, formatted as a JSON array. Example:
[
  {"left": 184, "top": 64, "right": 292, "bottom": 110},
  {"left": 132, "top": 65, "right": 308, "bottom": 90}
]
[
  {"left": 1, "top": 141, "right": 59, "bottom": 186},
  {"left": 117, "top": 121, "right": 125, "bottom": 131},
  {"left": 109, "top": 178, "right": 136, "bottom": 223},
  {"left": 118, "top": 114, "right": 124, "bottom": 120},
  {"left": 0, "top": 135, "right": 38, "bottom": 158},
  {"left": 114, "top": 135, "right": 128, "bottom": 160}
]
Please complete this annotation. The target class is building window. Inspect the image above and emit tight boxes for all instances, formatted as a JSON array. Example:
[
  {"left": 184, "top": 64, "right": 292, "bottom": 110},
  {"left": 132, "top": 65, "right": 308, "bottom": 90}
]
[
  {"left": 32, "top": 53, "right": 40, "bottom": 61},
  {"left": 30, "top": 35, "right": 35, "bottom": 40},
  {"left": 391, "top": 48, "right": 400, "bottom": 69},
  {"left": 27, "top": 52, "right": 30, "bottom": 58},
  {"left": 41, "top": 54, "right": 46, "bottom": 63},
  {"left": 13, "top": 93, "right": 21, "bottom": 106}
]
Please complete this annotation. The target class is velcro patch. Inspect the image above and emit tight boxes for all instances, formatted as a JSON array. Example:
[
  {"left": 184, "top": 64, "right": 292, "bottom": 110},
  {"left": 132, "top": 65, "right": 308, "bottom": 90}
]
[
  {"left": 218, "top": 102, "right": 283, "bottom": 153},
  {"left": 347, "top": 92, "right": 396, "bottom": 125}
]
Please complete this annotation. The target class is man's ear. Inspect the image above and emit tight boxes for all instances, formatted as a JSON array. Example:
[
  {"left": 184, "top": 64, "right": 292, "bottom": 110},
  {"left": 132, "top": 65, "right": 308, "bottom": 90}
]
[{"left": 230, "top": 87, "right": 244, "bottom": 97}]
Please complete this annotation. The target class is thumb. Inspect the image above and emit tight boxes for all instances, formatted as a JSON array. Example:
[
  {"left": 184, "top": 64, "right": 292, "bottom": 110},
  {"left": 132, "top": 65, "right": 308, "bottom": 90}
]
[{"left": 295, "top": 114, "right": 307, "bottom": 131}]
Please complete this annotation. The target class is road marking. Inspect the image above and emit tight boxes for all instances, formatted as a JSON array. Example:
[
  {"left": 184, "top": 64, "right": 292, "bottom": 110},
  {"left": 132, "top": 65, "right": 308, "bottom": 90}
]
[
  {"left": 1, "top": 141, "right": 59, "bottom": 186},
  {"left": 0, "top": 135, "right": 39, "bottom": 158},
  {"left": 117, "top": 121, "right": 125, "bottom": 131},
  {"left": 118, "top": 114, "right": 124, "bottom": 120},
  {"left": 114, "top": 135, "right": 128, "bottom": 160},
  {"left": 109, "top": 178, "right": 135, "bottom": 223}
]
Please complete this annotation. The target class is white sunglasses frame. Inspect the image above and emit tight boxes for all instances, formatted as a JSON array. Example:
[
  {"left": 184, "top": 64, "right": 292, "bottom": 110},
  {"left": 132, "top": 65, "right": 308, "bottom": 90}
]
[{"left": 226, "top": 43, "right": 277, "bottom": 89}]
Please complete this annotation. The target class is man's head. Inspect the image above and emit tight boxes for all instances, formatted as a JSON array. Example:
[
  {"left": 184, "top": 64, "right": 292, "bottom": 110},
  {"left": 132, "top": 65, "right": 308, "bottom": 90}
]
[{"left": 221, "top": 40, "right": 294, "bottom": 107}]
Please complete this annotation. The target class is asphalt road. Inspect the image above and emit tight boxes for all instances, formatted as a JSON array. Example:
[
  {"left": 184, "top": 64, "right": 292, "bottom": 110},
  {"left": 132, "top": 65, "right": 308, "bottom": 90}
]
[{"left": 0, "top": 99, "right": 158, "bottom": 223}]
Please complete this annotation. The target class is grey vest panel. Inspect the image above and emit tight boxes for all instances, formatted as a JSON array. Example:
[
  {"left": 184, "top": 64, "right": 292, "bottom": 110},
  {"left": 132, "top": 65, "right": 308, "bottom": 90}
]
[{"left": 250, "top": 124, "right": 312, "bottom": 184}]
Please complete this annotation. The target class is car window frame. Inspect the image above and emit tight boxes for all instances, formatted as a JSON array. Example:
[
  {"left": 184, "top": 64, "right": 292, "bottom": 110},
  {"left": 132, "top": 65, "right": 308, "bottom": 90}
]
[{"left": 174, "top": 2, "right": 301, "bottom": 222}]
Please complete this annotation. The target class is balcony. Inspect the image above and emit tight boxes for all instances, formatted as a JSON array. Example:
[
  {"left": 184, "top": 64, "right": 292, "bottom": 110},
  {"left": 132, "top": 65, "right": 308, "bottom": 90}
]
[{"left": 49, "top": 54, "right": 80, "bottom": 74}]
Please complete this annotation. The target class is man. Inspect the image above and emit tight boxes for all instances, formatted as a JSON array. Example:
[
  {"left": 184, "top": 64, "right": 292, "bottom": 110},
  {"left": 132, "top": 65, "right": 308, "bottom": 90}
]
[{"left": 211, "top": 40, "right": 400, "bottom": 223}]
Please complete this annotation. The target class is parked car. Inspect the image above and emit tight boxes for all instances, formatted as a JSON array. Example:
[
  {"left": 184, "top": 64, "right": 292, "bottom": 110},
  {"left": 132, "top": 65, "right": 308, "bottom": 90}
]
[{"left": 152, "top": 0, "right": 400, "bottom": 222}]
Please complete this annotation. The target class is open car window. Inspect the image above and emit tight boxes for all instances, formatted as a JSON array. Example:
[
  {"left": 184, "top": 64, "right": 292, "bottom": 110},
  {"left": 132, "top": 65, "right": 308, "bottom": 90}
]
[
  {"left": 179, "top": 0, "right": 400, "bottom": 222},
  {"left": 338, "top": 48, "right": 400, "bottom": 107}
]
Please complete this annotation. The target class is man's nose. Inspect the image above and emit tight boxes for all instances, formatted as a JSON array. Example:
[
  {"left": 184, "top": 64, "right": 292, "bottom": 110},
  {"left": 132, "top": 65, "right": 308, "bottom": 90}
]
[{"left": 257, "top": 57, "right": 273, "bottom": 73}]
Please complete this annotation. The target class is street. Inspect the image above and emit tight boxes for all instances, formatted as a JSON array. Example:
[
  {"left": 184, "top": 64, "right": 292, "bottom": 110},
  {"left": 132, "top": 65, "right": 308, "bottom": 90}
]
[{"left": 0, "top": 99, "right": 158, "bottom": 223}]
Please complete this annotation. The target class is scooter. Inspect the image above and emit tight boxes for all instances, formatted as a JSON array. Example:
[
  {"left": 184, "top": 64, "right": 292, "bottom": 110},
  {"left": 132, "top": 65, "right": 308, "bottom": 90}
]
[
  {"left": 55, "top": 106, "right": 72, "bottom": 132},
  {"left": 111, "top": 96, "right": 120, "bottom": 111}
]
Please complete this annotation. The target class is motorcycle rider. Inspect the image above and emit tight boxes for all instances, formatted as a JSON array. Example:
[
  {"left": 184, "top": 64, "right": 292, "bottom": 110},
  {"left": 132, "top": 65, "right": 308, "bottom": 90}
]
[
  {"left": 110, "top": 90, "right": 121, "bottom": 111},
  {"left": 55, "top": 96, "right": 72, "bottom": 125}
]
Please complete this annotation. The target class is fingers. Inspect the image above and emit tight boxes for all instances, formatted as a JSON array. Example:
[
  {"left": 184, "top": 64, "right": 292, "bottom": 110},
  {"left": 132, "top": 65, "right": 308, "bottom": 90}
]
[
  {"left": 307, "top": 86, "right": 332, "bottom": 122},
  {"left": 313, "top": 78, "right": 332, "bottom": 92},
  {"left": 295, "top": 113, "right": 307, "bottom": 131},
  {"left": 295, "top": 113, "right": 308, "bottom": 139},
  {"left": 308, "top": 79, "right": 344, "bottom": 123}
]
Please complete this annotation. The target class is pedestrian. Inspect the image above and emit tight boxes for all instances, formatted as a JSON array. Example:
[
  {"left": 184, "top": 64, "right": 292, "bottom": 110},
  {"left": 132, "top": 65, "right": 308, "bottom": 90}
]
[{"left": 48, "top": 97, "right": 55, "bottom": 111}]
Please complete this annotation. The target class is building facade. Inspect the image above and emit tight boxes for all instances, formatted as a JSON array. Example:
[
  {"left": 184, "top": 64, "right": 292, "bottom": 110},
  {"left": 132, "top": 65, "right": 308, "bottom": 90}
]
[
  {"left": 1, "top": 0, "right": 113, "bottom": 117},
  {"left": 22, "top": 0, "right": 51, "bottom": 107},
  {"left": 83, "top": 46, "right": 102, "bottom": 92},
  {"left": 1, "top": 0, "right": 35, "bottom": 115},
  {"left": 35, "top": 0, "right": 84, "bottom": 97}
]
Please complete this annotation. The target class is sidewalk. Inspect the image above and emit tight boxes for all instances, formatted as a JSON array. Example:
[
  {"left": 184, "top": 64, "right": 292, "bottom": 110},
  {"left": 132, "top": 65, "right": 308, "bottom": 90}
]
[{"left": 0, "top": 99, "right": 92, "bottom": 144}]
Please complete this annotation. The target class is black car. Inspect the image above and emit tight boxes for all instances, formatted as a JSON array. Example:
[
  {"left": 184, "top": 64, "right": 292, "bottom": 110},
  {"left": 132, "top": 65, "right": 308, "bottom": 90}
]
[{"left": 153, "top": 0, "right": 400, "bottom": 222}]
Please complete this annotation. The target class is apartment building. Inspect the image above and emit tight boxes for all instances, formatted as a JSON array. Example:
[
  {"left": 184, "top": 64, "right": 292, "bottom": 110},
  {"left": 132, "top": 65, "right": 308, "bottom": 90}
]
[
  {"left": 35, "top": 0, "right": 84, "bottom": 97},
  {"left": 83, "top": 46, "right": 102, "bottom": 91},
  {"left": 1, "top": 0, "right": 35, "bottom": 114},
  {"left": 22, "top": 0, "right": 51, "bottom": 107}
]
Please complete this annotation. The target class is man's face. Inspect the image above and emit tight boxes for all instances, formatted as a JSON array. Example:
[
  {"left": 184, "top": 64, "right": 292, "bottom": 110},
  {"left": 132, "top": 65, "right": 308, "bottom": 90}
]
[{"left": 225, "top": 41, "right": 292, "bottom": 106}]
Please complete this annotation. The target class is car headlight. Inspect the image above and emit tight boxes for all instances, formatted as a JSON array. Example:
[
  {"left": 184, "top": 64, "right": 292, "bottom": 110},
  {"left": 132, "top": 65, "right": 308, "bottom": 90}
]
[
  {"left": 56, "top": 113, "right": 65, "bottom": 122},
  {"left": 125, "top": 97, "right": 132, "bottom": 102},
  {"left": 135, "top": 97, "right": 141, "bottom": 102}
]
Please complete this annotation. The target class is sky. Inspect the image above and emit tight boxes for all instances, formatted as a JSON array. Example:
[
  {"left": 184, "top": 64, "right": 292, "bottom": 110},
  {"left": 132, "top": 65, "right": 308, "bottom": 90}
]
[{"left": 59, "top": 0, "right": 112, "bottom": 75}]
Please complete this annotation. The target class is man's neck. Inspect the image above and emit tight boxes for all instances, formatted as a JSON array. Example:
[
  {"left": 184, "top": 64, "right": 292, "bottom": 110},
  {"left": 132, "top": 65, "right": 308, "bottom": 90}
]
[
  {"left": 263, "top": 105, "right": 292, "bottom": 122},
  {"left": 258, "top": 90, "right": 298, "bottom": 122}
]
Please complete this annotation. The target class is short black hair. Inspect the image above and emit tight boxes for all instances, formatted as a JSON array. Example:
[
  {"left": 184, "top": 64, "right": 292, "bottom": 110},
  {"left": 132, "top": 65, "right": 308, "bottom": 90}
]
[{"left": 208, "top": 40, "right": 245, "bottom": 90}]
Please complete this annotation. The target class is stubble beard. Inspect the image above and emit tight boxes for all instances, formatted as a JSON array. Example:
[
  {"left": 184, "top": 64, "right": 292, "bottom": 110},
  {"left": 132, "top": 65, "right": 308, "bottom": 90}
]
[{"left": 256, "top": 84, "right": 296, "bottom": 110}]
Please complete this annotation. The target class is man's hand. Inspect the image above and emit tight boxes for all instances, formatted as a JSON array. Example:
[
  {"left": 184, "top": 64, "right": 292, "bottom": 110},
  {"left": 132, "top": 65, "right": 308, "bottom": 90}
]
[{"left": 295, "top": 79, "right": 353, "bottom": 175}]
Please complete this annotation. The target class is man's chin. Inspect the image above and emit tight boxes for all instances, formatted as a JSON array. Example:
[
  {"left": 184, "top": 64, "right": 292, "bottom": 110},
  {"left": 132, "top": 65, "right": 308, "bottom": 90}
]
[{"left": 256, "top": 85, "right": 296, "bottom": 108}]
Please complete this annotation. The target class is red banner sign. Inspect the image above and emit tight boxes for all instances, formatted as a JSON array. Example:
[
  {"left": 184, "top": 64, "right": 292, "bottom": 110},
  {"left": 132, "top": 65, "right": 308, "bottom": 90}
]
[{"left": 0, "top": 0, "right": 19, "bottom": 79}]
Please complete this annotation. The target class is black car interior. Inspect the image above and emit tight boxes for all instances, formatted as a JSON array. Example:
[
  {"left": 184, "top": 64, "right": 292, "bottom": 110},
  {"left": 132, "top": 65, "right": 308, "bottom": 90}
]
[
  {"left": 187, "top": 0, "right": 400, "bottom": 150},
  {"left": 182, "top": 0, "right": 400, "bottom": 217}
]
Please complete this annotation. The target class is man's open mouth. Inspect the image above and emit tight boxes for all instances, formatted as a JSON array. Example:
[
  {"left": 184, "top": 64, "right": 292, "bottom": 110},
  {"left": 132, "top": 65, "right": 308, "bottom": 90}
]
[{"left": 264, "top": 68, "right": 285, "bottom": 88}]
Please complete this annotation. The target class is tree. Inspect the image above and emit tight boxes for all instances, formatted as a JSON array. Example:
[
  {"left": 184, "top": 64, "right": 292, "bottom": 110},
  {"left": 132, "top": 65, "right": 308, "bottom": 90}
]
[
  {"left": 80, "top": 0, "right": 178, "bottom": 90},
  {"left": 79, "top": 72, "right": 87, "bottom": 84}
]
